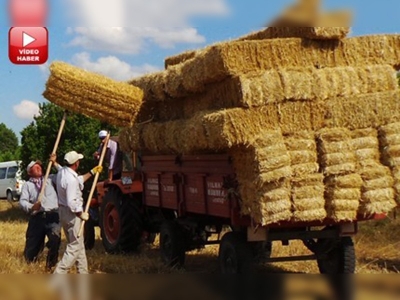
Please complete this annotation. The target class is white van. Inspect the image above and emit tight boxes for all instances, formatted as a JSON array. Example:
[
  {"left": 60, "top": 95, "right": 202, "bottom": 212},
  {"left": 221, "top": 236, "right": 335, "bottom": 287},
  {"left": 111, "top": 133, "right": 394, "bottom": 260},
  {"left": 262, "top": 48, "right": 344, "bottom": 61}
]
[{"left": 0, "top": 160, "right": 25, "bottom": 201}]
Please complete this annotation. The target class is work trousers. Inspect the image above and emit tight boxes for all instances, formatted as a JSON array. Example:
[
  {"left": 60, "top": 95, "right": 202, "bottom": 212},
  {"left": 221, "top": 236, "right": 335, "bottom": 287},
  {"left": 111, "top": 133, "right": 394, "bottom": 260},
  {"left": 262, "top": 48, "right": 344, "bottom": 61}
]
[
  {"left": 54, "top": 206, "right": 88, "bottom": 274},
  {"left": 24, "top": 211, "right": 61, "bottom": 270}
]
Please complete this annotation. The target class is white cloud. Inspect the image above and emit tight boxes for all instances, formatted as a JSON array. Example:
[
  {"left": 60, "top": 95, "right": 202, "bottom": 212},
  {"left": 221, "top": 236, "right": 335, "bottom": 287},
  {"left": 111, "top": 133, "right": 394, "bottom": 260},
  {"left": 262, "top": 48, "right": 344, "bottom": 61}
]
[
  {"left": 13, "top": 100, "right": 40, "bottom": 120},
  {"left": 65, "top": 0, "right": 229, "bottom": 27},
  {"left": 38, "top": 62, "right": 50, "bottom": 76},
  {"left": 67, "top": 27, "right": 206, "bottom": 54},
  {"left": 63, "top": 0, "right": 230, "bottom": 53},
  {"left": 71, "top": 52, "right": 160, "bottom": 81}
]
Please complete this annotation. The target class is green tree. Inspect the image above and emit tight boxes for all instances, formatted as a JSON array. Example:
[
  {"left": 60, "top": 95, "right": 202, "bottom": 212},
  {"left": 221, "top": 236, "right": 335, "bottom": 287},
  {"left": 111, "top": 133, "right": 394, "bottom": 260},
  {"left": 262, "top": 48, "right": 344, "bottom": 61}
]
[
  {"left": 20, "top": 103, "right": 119, "bottom": 178},
  {"left": 397, "top": 72, "right": 400, "bottom": 86},
  {"left": 0, "top": 123, "right": 19, "bottom": 162}
]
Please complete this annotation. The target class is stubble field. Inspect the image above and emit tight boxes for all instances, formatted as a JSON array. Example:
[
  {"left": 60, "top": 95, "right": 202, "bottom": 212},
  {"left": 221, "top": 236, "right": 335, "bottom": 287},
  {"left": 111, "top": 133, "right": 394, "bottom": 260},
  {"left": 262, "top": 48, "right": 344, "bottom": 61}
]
[{"left": 0, "top": 200, "right": 399, "bottom": 275}]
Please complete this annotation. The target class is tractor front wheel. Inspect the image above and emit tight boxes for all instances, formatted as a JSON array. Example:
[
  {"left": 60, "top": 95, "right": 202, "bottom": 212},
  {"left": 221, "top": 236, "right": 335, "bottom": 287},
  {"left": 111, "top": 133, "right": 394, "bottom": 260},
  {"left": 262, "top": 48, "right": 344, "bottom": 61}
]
[{"left": 100, "top": 188, "right": 143, "bottom": 253}]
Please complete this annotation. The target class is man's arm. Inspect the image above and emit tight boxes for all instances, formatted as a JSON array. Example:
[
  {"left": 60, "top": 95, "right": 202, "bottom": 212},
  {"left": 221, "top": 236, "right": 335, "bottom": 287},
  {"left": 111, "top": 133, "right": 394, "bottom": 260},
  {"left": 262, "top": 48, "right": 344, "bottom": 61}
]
[{"left": 19, "top": 184, "right": 38, "bottom": 213}]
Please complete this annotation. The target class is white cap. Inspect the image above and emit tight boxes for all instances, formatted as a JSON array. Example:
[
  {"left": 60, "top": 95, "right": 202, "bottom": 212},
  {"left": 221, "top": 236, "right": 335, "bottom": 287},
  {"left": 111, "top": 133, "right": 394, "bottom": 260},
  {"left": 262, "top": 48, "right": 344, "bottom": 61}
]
[
  {"left": 27, "top": 160, "right": 42, "bottom": 173},
  {"left": 64, "top": 151, "right": 84, "bottom": 164},
  {"left": 98, "top": 130, "right": 108, "bottom": 139}
]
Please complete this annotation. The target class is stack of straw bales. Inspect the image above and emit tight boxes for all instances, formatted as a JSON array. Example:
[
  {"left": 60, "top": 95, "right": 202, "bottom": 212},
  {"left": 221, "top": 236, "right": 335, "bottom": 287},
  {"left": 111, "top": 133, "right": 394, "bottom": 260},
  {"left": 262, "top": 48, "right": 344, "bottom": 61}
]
[
  {"left": 378, "top": 123, "right": 400, "bottom": 203},
  {"left": 316, "top": 128, "right": 362, "bottom": 221},
  {"left": 351, "top": 129, "right": 397, "bottom": 215},
  {"left": 123, "top": 29, "right": 399, "bottom": 224},
  {"left": 285, "top": 131, "right": 326, "bottom": 222},
  {"left": 230, "top": 131, "right": 292, "bottom": 225},
  {"left": 42, "top": 1, "right": 400, "bottom": 226}
]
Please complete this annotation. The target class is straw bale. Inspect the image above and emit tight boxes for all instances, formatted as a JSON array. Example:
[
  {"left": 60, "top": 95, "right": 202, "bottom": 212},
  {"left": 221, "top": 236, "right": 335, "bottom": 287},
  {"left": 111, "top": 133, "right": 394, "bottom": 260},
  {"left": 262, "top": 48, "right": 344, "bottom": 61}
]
[
  {"left": 328, "top": 199, "right": 359, "bottom": 211},
  {"left": 131, "top": 35, "right": 400, "bottom": 99},
  {"left": 350, "top": 127, "right": 380, "bottom": 163},
  {"left": 321, "top": 152, "right": 356, "bottom": 166},
  {"left": 118, "top": 125, "right": 142, "bottom": 153},
  {"left": 285, "top": 137, "right": 316, "bottom": 151},
  {"left": 358, "top": 162, "right": 392, "bottom": 181},
  {"left": 292, "top": 173, "right": 324, "bottom": 186},
  {"left": 325, "top": 91, "right": 400, "bottom": 129},
  {"left": 317, "top": 127, "right": 351, "bottom": 143},
  {"left": 362, "top": 188, "right": 395, "bottom": 203},
  {"left": 165, "top": 50, "right": 197, "bottom": 68},
  {"left": 325, "top": 174, "right": 363, "bottom": 189},
  {"left": 289, "top": 150, "right": 317, "bottom": 165},
  {"left": 322, "top": 164, "right": 356, "bottom": 176},
  {"left": 129, "top": 91, "right": 400, "bottom": 154},
  {"left": 257, "top": 167, "right": 293, "bottom": 185},
  {"left": 329, "top": 211, "right": 357, "bottom": 221},
  {"left": 258, "top": 155, "right": 291, "bottom": 173},
  {"left": 238, "top": 179, "right": 292, "bottom": 225},
  {"left": 378, "top": 122, "right": 400, "bottom": 137},
  {"left": 351, "top": 129, "right": 379, "bottom": 148},
  {"left": 240, "top": 27, "right": 350, "bottom": 41},
  {"left": 325, "top": 173, "right": 362, "bottom": 221},
  {"left": 292, "top": 185, "right": 325, "bottom": 201},
  {"left": 292, "top": 197, "right": 325, "bottom": 211},
  {"left": 144, "top": 65, "right": 397, "bottom": 121},
  {"left": 379, "top": 123, "right": 400, "bottom": 168},
  {"left": 43, "top": 62, "right": 144, "bottom": 127},
  {"left": 325, "top": 188, "right": 361, "bottom": 200},
  {"left": 292, "top": 163, "right": 320, "bottom": 176},
  {"left": 319, "top": 140, "right": 354, "bottom": 153},
  {"left": 290, "top": 173, "right": 326, "bottom": 221},
  {"left": 359, "top": 200, "right": 397, "bottom": 215},
  {"left": 277, "top": 101, "right": 314, "bottom": 133},
  {"left": 293, "top": 209, "right": 327, "bottom": 222},
  {"left": 354, "top": 149, "right": 380, "bottom": 162}
]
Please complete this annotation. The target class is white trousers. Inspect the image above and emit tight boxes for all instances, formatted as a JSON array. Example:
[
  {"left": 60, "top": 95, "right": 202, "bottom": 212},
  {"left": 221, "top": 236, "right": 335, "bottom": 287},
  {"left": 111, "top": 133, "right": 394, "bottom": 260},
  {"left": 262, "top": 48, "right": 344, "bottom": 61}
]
[{"left": 54, "top": 206, "right": 88, "bottom": 274}]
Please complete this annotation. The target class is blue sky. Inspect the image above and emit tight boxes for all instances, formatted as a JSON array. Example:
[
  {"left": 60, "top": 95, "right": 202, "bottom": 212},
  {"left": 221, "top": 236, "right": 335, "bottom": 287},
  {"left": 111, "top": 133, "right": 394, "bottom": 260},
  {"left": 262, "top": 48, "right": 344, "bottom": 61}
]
[{"left": 0, "top": 0, "right": 399, "bottom": 142}]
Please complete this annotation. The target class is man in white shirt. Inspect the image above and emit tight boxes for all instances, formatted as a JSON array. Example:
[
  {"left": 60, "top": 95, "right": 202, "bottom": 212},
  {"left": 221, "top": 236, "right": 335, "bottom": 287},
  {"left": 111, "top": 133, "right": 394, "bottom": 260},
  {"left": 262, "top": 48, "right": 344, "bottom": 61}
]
[
  {"left": 53, "top": 150, "right": 102, "bottom": 274},
  {"left": 19, "top": 157, "right": 61, "bottom": 271}
]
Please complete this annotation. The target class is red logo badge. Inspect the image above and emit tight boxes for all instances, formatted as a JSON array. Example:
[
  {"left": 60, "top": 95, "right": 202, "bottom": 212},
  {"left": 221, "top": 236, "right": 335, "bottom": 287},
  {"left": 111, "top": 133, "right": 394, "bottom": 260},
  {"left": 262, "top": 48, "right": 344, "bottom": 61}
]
[{"left": 9, "top": 27, "right": 48, "bottom": 65}]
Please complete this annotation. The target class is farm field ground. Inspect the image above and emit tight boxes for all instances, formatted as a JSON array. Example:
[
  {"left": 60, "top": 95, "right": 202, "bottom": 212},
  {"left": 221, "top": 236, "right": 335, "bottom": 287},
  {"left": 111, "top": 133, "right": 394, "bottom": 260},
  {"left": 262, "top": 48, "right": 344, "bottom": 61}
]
[{"left": 0, "top": 200, "right": 399, "bottom": 275}]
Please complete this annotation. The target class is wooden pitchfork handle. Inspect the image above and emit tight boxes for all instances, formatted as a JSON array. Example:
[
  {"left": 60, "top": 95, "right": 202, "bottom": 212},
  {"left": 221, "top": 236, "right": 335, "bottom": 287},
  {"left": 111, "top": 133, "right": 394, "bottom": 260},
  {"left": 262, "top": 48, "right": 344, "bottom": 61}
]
[
  {"left": 36, "top": 111, "right": 67, "bottom": 206},
  {"left": 78, "top": 132, "right": 110, "bottom": 238}
]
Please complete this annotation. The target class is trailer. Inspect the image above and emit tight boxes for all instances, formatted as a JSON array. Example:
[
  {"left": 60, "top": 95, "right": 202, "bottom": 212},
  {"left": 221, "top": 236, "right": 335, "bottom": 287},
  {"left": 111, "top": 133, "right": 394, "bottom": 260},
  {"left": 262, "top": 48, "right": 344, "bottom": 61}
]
[{"left": 91, "top": 151, "right": 385, "bottom": 274}]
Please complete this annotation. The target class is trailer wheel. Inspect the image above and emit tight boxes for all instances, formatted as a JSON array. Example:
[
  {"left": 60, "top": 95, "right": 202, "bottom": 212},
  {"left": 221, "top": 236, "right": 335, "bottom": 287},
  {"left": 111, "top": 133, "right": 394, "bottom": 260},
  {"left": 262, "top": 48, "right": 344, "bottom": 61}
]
[
  {"left": 100, "top": 187, "right": 143, "bottom": 253},
  {"left": 160, "top": 221, "right": 185, "bottom": 268},
  {"left": 317, "top": 237, "right": 355, "bottom": 274},
  {"left": 219, "top": 232, "right": 254, "bottom": 274}
]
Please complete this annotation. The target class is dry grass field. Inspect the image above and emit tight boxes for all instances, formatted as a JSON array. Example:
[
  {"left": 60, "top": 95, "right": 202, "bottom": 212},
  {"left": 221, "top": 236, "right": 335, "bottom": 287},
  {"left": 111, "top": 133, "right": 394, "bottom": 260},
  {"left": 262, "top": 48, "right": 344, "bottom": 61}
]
[{"left": 0, "top": 200, "right": 398, "bottom": 274}]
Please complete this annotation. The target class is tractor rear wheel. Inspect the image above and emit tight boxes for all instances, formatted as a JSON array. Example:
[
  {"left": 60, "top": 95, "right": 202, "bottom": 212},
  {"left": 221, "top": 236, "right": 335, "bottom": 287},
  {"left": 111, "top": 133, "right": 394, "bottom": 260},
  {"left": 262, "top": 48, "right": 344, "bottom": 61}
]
[{"left": 100, "top": 187, "right": 143, "bottom": 253}]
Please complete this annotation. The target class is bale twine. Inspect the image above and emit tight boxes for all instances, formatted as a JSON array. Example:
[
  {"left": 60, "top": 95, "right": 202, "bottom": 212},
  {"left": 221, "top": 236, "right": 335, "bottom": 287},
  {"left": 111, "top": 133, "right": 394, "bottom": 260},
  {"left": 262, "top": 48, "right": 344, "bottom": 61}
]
[
  {"left": 291, "top": 173, "right": 326, "bottom": 222},
  {"left": 317, "top": 128, "right": 356, "bottom": 175},
  {"left": 43, "top": 62, "right": 144, "bottom": 127},
  {"left": 325, "top": 173, "right": 362, "bottom": 221}
]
